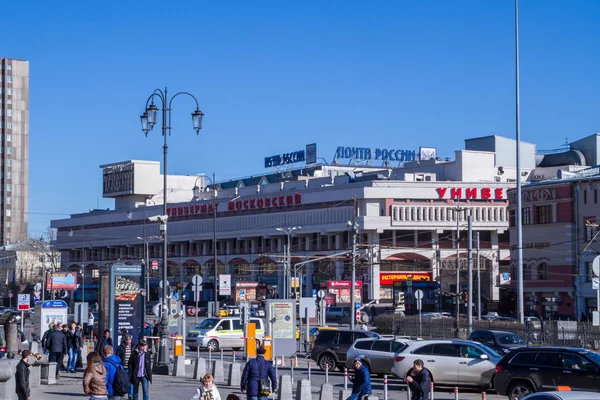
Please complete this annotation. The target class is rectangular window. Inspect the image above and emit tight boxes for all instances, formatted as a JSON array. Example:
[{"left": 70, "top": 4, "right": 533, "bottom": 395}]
[
  {"left": 6, "top": 123, "right": 11, "bottom": 129},
  {"left": 6, "top": 172, "right": 11, "bottom": 179},
  {"left": 522, "top": 207, "right": 532, "bottom": 225},
  {"left": 587, "top": 262, "right": 593, "bottom": 282},
  {"left": 7, "top": 88, "right": 11, "bottom": 95},
  {"left": 6, "top": 99, "right": 10, "bottom": 105},
  {"left": 5, "top": 210, "right": 10, "bottom": 217},
  {"left": 6, "top": 135, "right": 11, "bottom": 142},
  {"left": 6, "top": 147, "right": 12, "bottom": 154},
  {"left": 7, "top": 65, "right": 11, "bottom": 71},
  {"left": 6, "top": 184, "right": 11, "bottom": 191},
  {"left": 6, "top": 75, "right": 11, "bottom": 83},
  {"left": 6, "top": 222, "right": 10, "bottom": 228},
  {"left": 584, "top": 190, "right": 588, "bottom": 204},
  {"left": 535, "top": 205, "right": 553, "bottom": 224},
  {"left": 6, "top": 197, "right": 10, "bottom": 204},
  {"left": 6, "top": 110, "right": 11, "bottom": 117},
  {"left": 586, "top": 223, "right": 599, "bottom": 241},
  {"left": 7, "top": 160, "right": 12, "bottom": 166}
]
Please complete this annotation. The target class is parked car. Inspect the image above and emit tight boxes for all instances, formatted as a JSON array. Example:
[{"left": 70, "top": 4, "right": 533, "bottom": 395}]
[
  {"left": 524, "top": 316, "right": 542, "bottom": 330},
  {"left": 325, "top": 306, "right": 350, "bottom": 322},
  {"left": 522, "top": 392, "right": 600, "bottom": 400},
  {"left": 0, "top": 310, "right": 21, "bottom": 324},
  {"left": 186, "top": 316, "right": 265, "bottom": 351},
  {"left": 338, "top": 310, "right": 368, "bottom": 325},
  {"left": 250, "top": 308, "right": 265, "bottom": 317},
  {"left": 469, "top": 330, "right": 526, "bottom": 355},
  {"left": 421, "top": 312, "right": 444, "bottom": 319},
  {"left": 345, "top": 337, "right": 410, "bottom": 375},
  {"left": 392, "top": 339, "right": 502, "bottom": 388},
  {"left": 494, "top": 347, "right": 600, "bottom": 399},
  {"left": 310, "top": 329, "right": 379, "bottom": 371}
]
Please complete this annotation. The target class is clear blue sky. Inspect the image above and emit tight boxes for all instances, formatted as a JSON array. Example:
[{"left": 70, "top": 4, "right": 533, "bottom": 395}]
[{"left": 2, "top": 0, "right": 600, "bottom": 238}]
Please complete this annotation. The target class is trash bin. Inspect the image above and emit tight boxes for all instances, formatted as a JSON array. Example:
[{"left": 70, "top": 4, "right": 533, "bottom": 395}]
[{"left": 174, "top": 336, "right": 183, "bottom": 357}]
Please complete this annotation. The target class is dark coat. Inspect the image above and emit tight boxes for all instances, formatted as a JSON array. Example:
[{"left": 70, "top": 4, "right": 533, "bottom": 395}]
[
  {"left": 66, "top": 330, "right": 83, "bottom": 349},
  {"left": 351, "top": 365, "right": 372, "bottom": 396},
  {"left": 95, "top": 336, "right": 113, "bottom": 356},
  {"left": 15, "top": 359, "right": 30, "bottom": 398},
  {"left": 407, "top": 367, "right": 432, "bottom": 400},
  {"left": 46, "top": 329, "right": 68, "bottom": 354},
  {"left": 116, "top": 343, "right": 133, "bottom": 367},
  {"left": 41, "top": 329, "right": 52, "bottom": 351},
  {"left": 240, "top": 355, "right": 277, "bottom": 396},
  {"left": 128, "top": 348, "right": 152, "bottom": 384}
]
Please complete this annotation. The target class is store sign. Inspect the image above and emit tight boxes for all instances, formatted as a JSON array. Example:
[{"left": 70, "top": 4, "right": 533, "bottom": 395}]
[
  {"left": 510, "top": 242, "right": 550, "bottom": 250},
  {"left": 335, "top": 146, "right": 417, "bottom": 162},
  {"left": 166, "top": 193, "right": 302, "bottom": 217},
  {"left": 46, "top": 272, "right": 78, "bottom": 290},
  {"left": 102, "top": 163, "right": 134, "bottom": 197},
  {"left": 380, "top": 272, "right": 432, "bottom": 285},
  {"left": 265, "top": 149, "right": 306, "bottom": 168},
  {"left": 436, "top": 187, "right": 505, "bottom": 200},
  {"left": 328, "top": 281, "right": 363, "bottom": 288}
]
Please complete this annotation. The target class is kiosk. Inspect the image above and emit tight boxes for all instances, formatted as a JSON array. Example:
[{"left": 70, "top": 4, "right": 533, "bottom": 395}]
[{"left": 34, "top": 300, "right": 68, "bottom": 341}]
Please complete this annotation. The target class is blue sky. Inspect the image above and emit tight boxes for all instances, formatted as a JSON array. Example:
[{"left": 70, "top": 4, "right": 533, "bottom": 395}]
[{"left": 2, "top": 0, "right": 600, "bottom": 238}]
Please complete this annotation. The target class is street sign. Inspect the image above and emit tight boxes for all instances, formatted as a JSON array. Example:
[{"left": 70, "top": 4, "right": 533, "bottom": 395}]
[
  {"left": 318, "top": 290, "right": 326, "bottom": 299},
  {"left": 312, "top": 289, "right": 317, "bottom": 299},
  {"left": 34, "top": 283, "right": 42, "bottom": 292},
  {"left": 356, "top": 302, "right": 361, "bottom": 309},
  {"left": 152, "top": 260, "right": 158, "bottom": 270},
  {"left": 415, "top": 289, "right": 424, "bottom": 300},
  {"left": 192, "top": 275, "right": 203, "bottom": 286},
  {"left": 406, "top": 276, "right": 413, "bottom": 287},
  {"left": 240, "top": 289, "right": 246, "bottom": 300},
  {"left": 8, "top": 292, "right": 13, "bottom": 298},
  {"left": 219, "top": 274, "right": 231, "bottom": 296},
  {"left": 18, "top": 294, "right": 30, "bottom": 311},
  {"left": 594, "top": 278, "right": 599, "bottom": 290},
  {"left": 33, "top": 291, "right": 41, "bottom": 299},
  {"left": 593, "top": 256, "right": 600, "bottom": 277},
  {"left": 159, "top": 280, "right": 170, "bottom": 289}
]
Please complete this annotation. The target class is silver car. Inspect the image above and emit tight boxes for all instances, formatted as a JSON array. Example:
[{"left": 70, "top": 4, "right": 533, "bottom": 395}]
[
  {"left": 391, "top": 339, "right": 502, "bottom": 388},
  {"left": 345, "top": 337, "right": 410, "bottom": 375}
]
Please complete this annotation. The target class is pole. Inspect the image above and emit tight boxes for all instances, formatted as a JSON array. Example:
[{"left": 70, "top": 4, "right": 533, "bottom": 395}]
[
  {"left": 351, "top": 197, "right": 358, "bottom": 331},
  {"left": 158, "top": 87, "right": 170, "bottom": 367},
  {"left": 515, "top": 0, "right": 525, "bottom": 324},
  {"left": 82, "top": 237, "right": 85, "bottom": 306},
  {"left": 476, "top": 232, "right": 481, "bottom": 320},
  {"left": 454, "top": 206, "right": 462, "bottom": 333},
  {"left": 287, "top": 233, "right": 291, "bottom": 299},
  {"left": 213, "top": 172, "right": 219, "bottom": 318},
  {"left": 467, "top": 214, "right": 473, "bottom": 335},
  {"left": 270, "top": 303, "right": 275, "bottom": 365}
]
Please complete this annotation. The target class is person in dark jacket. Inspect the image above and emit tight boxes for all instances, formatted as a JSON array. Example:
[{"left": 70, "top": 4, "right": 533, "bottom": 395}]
[
  {"left": 15, "top": 350, "right": 31, "bottom": 400},
  {"left": 41, "top": 323, "right": 55, "bottom": 354},
  {"left": 240, "top": 347, "right": 277, "bottom": 400},
  {"left": 406, "top": 359, "right": 432, "bottom": 400},
  {"left": 75, "top": 322, "right": 84, "bottom": 369},
  {"left": 95, "top": 329, "right": 114, "bottom": 358},
  {"left": 347, "top": 358, "right": 372, "bottom": 400},
  {"left": 128, "top": 339, "right": 152, "bottom": 400},
  {"left": 67, "top": 322, "right": 83, "bottom": 373},
  {"left": 46, "top": 326, "right": 68, "bottom": 378},
  {"left": 116, "top": 335, "right": 134, "bottom": 399}
]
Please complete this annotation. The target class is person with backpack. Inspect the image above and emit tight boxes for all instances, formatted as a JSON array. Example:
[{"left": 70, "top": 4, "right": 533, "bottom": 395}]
[
  {"left": 240, "top": 347, "right": 277, "bottom": 400},
  {"left": 102, "top": 345, "right": 129, "bottom": 400}
]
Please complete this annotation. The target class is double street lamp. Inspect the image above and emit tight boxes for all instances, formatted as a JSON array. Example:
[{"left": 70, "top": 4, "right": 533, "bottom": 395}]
[
  {"left": 140, "top": 87, "right": 204, "bottom": 371},
  {"left": 276, "top": 227, "right": 300, "bottom": 299}
]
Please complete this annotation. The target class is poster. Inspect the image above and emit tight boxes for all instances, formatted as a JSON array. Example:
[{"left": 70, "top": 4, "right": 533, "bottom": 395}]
[
  {"left": 271, "top": 302, "right": 294, "bottom": 339},
  {"left": 113, "top": 274, "right": 142, "bottom": 345}
]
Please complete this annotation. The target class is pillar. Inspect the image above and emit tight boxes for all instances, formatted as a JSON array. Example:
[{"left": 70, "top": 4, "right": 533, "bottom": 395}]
[
  {"left": 305, "top": 262, "right": 314, "bottom": 297},
  {"left": 369, "top": 231, "right": 381, "bottom": 301}
]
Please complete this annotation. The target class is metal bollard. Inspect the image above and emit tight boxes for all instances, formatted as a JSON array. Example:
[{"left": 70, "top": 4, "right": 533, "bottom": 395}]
[
  {"left": 308, "top": 361, "right": 311, "bottom": 381},
  {"left": 384, "top": 374, "right": 388, "bottom": 400},
  {"left": 325, "top": 363, "right": 329, "bottom": 384},
  {"left": 454, "top": 387, "right": 459, "bottom": 400},
  {"left": 233, "top": 351, "right": 236, "bottom": 363},
  {"left": 197, "top": 346, "right": 200, "bottom": 359},
  {"left": 406, "top": 383, "right": 411, "bottom": 400},
  {"left": 482, "top": 392, "right": 487, "bottom": 400},
  {"left": 430, "top": 382, "right": 435, "bottom": 400},
  {"left": 291, "top": 361, "right": 294, "bottom": 381},
  {"left": 220, "top": 349, "right": 224, "bottom": 362},
  {"left": 208, "top": 348, "right": 212, "bottom": 363},
  {"left": 344, "top": 368, "right": 348, "bottom": 390}
]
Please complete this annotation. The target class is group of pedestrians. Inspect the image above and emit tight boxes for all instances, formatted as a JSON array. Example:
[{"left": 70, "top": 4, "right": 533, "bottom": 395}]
[{"left": 41, "top": 321, "right": 84, "bottom": 377}]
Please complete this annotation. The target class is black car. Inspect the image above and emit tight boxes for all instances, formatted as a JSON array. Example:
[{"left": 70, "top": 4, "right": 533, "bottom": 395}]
[
  {"left": 469, "top": 330, "right": 526, "bottom": 355},
  {"left": 494, "top": 346, "right": 600, "bottom": 399},
  {"left": 310, "top": 329, "right": 379, "bottom": 371}
]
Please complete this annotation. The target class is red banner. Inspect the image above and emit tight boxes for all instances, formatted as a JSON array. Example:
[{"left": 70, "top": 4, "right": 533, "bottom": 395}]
[
  {"left": 380, "top": 272, "right": 431, "bottom": 285},
  {"left": 328, "top": 280, "right": 363, "bottom": 288}
]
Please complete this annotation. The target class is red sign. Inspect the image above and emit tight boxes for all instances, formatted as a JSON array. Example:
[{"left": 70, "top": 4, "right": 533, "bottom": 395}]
[
  {"left": 151, "top": 260, "right": 158, "bottom": 267},
  {"left": 18, "top": 304, "right": 29, "bottom": 311},
  {"left": 436, "top": 187, "right": 505, "bottom": 200},
  {"left": 328, "top": 281, "right": 363, "bottom": 288},
  {"left": 380, "top": 272, "right": 432, "bottom": 285},
  {"left": 166, "top": 193, "right": 302, "bottom": 217}
]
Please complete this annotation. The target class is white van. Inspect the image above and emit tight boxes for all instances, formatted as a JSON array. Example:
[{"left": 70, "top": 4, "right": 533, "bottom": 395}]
[{"left": 186, "top": 317, "right": 265, "bottom": 351}]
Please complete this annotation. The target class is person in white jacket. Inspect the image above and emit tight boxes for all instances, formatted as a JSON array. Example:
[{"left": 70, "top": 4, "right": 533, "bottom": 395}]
[{"left": 199, "top": 374, "right": 222, "bottom": 400}]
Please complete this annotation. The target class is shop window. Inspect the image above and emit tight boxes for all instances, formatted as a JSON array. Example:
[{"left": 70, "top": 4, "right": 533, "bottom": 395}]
[
  {"left": 535, "top": 205, "right": 553, "bottom": 224},
  {"left": 522, "top": 207, "right": 532, "bottom": 225},
  {"left": 539, "top": 263, "right": 549, "bottom": 280}
]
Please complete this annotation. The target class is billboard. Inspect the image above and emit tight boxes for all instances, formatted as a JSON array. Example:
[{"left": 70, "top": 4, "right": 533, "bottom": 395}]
[
  {"left": 47, "top": 272, "right": 78, "bottom": 290},
  {"left": 107, "top": 265, "right": 145, "bottom": 345}
]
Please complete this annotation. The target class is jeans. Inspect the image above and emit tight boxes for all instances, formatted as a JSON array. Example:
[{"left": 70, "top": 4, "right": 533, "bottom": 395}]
[
  {"left": 124, "top": 368, "right": 134, "bottom": 398},
  {"left": 133, "top": 376, "right": 149, "bottom": 400},
  {"left": 247, "top": 396, "right": 269, "bottom": 400},
  {"left": 89, "top": 397, "right": 108, "bottom": 400},
  {"left": 68, "top": 346, "right": 78, "bottom": 371},
  {"left": 346, "top": 393, "right": 368, "bottom": 400}
]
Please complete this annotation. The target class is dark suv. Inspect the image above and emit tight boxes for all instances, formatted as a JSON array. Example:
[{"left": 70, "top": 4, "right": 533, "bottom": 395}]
[
  {"left": 494, "top": 347, "right": 600, "bottom": 399},
  {"left": 310, "top": 329, "right": 378, "bottom": 371},
  {"left": 469, "top": 330, "right": 526, "bottom": 355}
]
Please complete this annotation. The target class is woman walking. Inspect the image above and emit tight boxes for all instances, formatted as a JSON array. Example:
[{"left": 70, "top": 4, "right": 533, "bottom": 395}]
[{"left": 83, "top": 352, "right": 108, "bottom": 400}]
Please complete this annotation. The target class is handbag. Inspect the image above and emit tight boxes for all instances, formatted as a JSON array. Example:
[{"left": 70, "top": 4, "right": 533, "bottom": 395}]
[{"left": 256, "top": 359, "right": 271, "bottom": 396}]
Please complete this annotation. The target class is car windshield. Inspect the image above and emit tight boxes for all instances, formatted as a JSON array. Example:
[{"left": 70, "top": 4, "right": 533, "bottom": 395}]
[
  {"left": 583, "top": 351, "right": 600, "bottom": 366},
  {"left": 196, "top": 318, "right": 220, "bottom": 329},
  {"left": 474, "top": 342, "right": 502, "bottom": 358},
  {"left": 495, "top": 333, "right": 525, "bottom": 345}
]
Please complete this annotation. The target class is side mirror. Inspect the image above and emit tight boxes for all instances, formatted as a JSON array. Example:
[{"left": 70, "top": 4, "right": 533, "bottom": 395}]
[{"left": 480, "top": 354, "right": 489, "bottom": 360}]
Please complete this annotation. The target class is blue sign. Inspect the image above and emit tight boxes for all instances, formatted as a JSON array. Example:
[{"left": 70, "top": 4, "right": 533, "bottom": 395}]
[
  {"left": 285, "top": 315, "right": 291, "bottom": 321},
  {"left": 312, "top": 289, "right": 317, "bottom": 296},
  {"left": 265, "top": 149, "right": 306, "bottom": 168},
  {"left": 335, "top": 146, "right": 417, "bottom": 162},
  {"left": 41, "top": 300, "right": 67, "bottom": 308},
  {"left": 34, "top": 299, "right": 41, "bottom": 304},
  {"left": 240, "top": 289, "right": 245, "bottom": 295},
  {"left": 356, "top": 302, "right": 361, "bottom": 309},
  {"left": 502, "top": 272, "right": 510, "bottom": 281}
]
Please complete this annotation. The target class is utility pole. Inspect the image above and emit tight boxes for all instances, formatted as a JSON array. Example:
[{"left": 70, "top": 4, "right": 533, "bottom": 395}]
[
  {"left": 451, "top": 204, "right": 466, "bottom": 335},
  {"left": 515, "top": 0, "right": 525, "bottom": 324},
  {"left": 467, "top": 214, "right": 473, "bottom": 335},
  {"left": 276, "top": 227, "right": 300, "bottom": 300},
  {"left": 476, "top": 232, "right": 481, "bottom": 320},
  {"left": 349, "top": 196, "right": 359, "bottom": 331}
]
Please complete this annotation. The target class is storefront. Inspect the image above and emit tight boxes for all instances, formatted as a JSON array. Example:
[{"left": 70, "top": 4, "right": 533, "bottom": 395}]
[
  {"left": 380, "top": 272, "right": 433, "bottom": 303},
  {"left": 383, "top": 272, "right": 440, "bottom": 314},
  {"left": 234, "top": 282, "right": 268, "bottom": 302},
  {"left": 320, "top": 281, "right": 363, "bottom": 305}
]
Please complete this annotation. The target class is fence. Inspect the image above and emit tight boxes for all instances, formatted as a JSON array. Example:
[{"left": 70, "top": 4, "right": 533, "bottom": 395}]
[{"left": 374, "top": 314, "right": 600, "bottom": 349}]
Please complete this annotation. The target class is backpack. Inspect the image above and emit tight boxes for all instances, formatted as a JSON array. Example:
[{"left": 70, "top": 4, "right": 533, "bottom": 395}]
[{"left": 105, "top": 359, "right": 130, "bottom": 396}]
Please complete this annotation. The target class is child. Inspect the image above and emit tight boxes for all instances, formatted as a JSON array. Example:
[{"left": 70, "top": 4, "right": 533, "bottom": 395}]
[{"left": 199, "top": 373, "right": 222, "bottom": 400}]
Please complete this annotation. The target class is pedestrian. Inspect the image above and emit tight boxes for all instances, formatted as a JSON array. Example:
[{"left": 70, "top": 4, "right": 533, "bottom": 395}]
[
  {"left": 102, "top": 345, "right": 123, "bottom": 400},
  {"left": 347, "top": 358, "right": 371, "bottom": 400},
  {"left": 15, "top": 350, "right": 31, "bottom": 400},
  {"left": 88, "top": 313, "right": 95, "bottom": 336},
  {"left": 46, "top": 323, "right": 68, "bottom": 378},
  {"left": 119, "top": 328, "right": 128, "bottom": 345},
  {"left": 128, "top": 339, "right": 152, "bottom": 400},
  {"left": 76, "top": 323, "right": 84, "bottom": 369},
  {"left": 152, "top": 320, "right": 159, "bottom": 337},
  {"left": 67, "top": 322, "right": 83, "bottom": 372},
  {"left": 198, "top": 373, "right": 222, "bottom": 400},
  {"left": 406, "top": 359, "right": 431, "bottom": 400},
  {"left": 360, "top": 323, "right": 368, "bottom": 331},
  {"left": 4, "top": 314, "right": 18, "bottom": 359},
  {"left": 370, "top": 305, "right": 377, "bottom": 325},
  {"left": 83, "top": 351, "right": 108, "bottom": 400},
  {"left": 116, "top": 335, "right": 134, "bottom": 400},
  {"left": 41, "top": 323, "right": 55, "bottom": 355},
  {"left": 240, "top": 347, "right": 277, "bottom": 400},
  {"left": 96, "top": 330, "right": 114, "bottom": 358}
]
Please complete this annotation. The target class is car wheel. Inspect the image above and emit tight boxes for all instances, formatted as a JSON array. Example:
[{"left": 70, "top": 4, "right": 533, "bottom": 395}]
[
  {"left": 207, "top": 340, "right": 219, "bottom": 352},
  {"left": 318, "top": 354, "right": 337, "bottom": 372},
  {"left": 508, "top": 381, "right": 534, "bottom": 400}
]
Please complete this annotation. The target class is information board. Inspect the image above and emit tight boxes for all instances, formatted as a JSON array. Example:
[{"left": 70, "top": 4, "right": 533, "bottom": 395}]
[
  {"left": 107, "top": 264, "right": 145, "bottom": 345},
  {"left": 266, "top": 299, "right": 296, "bottom": 358}
]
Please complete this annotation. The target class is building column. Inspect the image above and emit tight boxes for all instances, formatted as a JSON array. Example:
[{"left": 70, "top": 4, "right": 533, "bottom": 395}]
[
  {"left": 305, "top": 262, "right": 314, "bottom": 297},
  {"left": 369, "top": 231, "right": 381, "bottom": 301}
]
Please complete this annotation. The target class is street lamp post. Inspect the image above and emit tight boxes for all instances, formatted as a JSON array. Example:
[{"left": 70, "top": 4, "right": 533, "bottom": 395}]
[
  {"left": 451, "top": 204, "right": 467, "bottom": 335},
  {"left": 39, "top": 232, "right": 54, "bottom": 302},
  {"left": 276, "top": 227, "right": 300, "bottom": 299},
  {"left": 193, "top": 173, "right": 218, "bottom": 317},
  {"left": 140, "top": 87, "right": 204, "bottom": 371}
]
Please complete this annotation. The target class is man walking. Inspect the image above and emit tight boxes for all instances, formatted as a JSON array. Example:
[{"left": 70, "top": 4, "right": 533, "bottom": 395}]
[
  {"left": 41, "top": 323, "right": 55, "bottom": 355},
  {"left": 46, "top": 325, "right": 67, "bottom": 378},
  {"left": 67, "top": 322, "right": 82, "bottom": 372},
  {"left": 347, "top": 359, "right": 371, "bottom": 400},
  {"left": 15, "top": 350, "right": 31, "bottom": 400},
  {"left": 96, "top": 329, "right": 114, "bottom": 358},
  {"left": 75, "top": 322, "right": 84, "bottom": 369},
  {"left": 406, "top": 359, "right": 432, "bottom": 400},
  {"left": 240, "top": 347, "right": 277, "bottom": 400},
  {"left": 116, "top": 335, "right": 134, "bottom": 400},
  {"left": 128, "top": 339, "right": 152, "bottom": 400}
]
